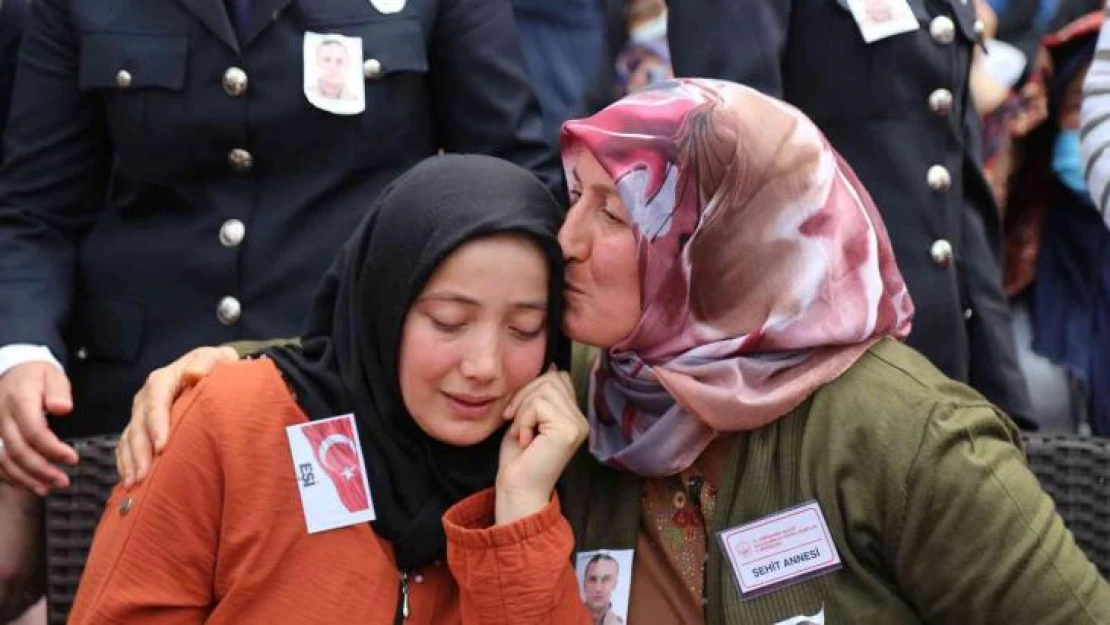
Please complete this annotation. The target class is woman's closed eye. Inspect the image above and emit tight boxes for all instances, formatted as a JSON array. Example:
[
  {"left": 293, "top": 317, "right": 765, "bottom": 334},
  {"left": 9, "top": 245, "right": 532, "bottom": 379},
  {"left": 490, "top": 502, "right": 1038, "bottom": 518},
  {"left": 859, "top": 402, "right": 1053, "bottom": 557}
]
[
  {"left": 428, "top": 315, "right": 466, "bottom": 334},
  {"left": 509, "top": 323, "right": 546, "bottom": 341},
  {"left": 600, "top": 205, "right": 624, "bottom": 225}
]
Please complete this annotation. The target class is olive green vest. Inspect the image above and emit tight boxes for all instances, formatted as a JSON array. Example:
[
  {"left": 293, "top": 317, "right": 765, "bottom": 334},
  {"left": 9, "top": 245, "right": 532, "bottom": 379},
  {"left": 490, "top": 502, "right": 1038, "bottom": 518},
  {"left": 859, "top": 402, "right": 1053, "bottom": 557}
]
[{"left": 560, "top": 339, "right": 1110, "bottom": 624}]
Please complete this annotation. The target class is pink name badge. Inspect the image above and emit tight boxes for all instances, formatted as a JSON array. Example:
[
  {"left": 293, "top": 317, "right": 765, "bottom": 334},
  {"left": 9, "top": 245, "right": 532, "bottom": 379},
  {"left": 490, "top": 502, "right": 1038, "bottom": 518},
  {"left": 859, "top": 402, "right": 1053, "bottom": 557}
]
[{"left": 717, "top": 501, "right": 842, "bottom": 599}]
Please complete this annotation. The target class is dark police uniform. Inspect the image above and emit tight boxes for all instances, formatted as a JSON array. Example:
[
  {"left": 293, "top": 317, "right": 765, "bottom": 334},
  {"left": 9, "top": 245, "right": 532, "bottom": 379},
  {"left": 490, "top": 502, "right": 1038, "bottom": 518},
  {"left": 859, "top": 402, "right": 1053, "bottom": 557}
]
[
  {"left": 0, "top": 0, "right": 28, "bottom": 142},
  {"left": 0, "top": 0, "right": 560, "bottom": 438},
  {"left": 668, "top": 0, "right": 1032, "bottom": 419}
]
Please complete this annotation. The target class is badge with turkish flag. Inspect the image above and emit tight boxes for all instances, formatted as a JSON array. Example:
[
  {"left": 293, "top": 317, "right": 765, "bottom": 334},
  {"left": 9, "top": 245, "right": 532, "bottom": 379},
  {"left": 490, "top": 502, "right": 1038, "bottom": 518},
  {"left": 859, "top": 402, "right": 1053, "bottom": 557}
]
[{"left": 286, "top": 414, "right": 376, "bottom": 533}]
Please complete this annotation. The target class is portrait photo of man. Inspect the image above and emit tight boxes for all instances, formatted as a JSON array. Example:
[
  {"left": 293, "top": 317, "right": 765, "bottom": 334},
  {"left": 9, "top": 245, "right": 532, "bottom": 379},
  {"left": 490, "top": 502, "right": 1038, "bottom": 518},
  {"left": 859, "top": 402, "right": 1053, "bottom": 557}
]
[
  {"left": 576, "top": 550, "right": 634, "bottom": 625},
  {"left": 303, "top": 32, "right": 366, "bottom": 115}
]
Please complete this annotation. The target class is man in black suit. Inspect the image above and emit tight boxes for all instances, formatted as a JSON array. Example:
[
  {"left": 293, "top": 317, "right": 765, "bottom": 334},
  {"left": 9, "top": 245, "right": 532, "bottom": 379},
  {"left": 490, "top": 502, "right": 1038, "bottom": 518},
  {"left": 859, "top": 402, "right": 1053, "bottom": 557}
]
[
  {"left": 0, "top": 0, "right": 559, "bottom": 490},
  {"left": 0, "top": 1, "right": 46, "bottom": 621}
]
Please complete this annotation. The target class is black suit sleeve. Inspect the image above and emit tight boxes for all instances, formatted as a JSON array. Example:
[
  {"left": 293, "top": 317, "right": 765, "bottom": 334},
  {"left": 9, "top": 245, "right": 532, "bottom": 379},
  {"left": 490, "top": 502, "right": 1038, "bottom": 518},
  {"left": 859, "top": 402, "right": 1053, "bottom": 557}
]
[
  {"left": 428, "top": 0, "right": 565, "bottom": 203},
  {"left": 667, "top": 0, "right": 791, "bottom": 98},
  {"left": 0, "top": 0, "right": 29, "bottom": 139},
  {"left": 0, "top": 0, "right": 112, "bottom": 360}
]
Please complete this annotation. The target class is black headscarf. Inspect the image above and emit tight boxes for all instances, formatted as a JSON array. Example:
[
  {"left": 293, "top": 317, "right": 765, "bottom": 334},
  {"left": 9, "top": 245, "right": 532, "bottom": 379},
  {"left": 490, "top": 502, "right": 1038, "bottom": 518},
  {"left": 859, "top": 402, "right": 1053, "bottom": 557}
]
[{"left": 266, "top": 155, "right": 566, "bottom": 571}]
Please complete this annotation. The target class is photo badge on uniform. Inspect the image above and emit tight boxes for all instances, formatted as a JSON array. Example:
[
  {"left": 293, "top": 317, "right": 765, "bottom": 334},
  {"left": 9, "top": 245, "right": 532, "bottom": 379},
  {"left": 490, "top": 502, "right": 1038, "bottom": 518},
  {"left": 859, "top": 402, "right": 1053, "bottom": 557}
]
[
  {"left": 369, "top": 0, "right": 405, "bottom": 14},
  {"left": 844, "top": 0, "right": 919, "bottom": 43},
  {"left": 286, "top": 413, "right": 376, "bottom": 534},
  {"left": 303, "top": 32, "right": 366, "bottom": 116},
  {"left": 717, "top": 500, "right": 842, "bottom": 600},
  {"left": 773, "top": 605, "right": 826, "bottom": 625},
  {"left": 575, "top": 549, "right": 634, "bottom": 624}
]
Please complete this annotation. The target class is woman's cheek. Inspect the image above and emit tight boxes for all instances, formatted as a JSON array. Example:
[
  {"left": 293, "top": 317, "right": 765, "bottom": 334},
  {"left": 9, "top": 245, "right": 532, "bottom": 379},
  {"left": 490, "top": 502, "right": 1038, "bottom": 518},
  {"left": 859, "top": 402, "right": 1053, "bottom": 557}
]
[
  {"left": 400, "top": 320, "right": 461, "bottom": 391},
  {"left": 504, "top": 339, "right": 548, "bottom": 393}
]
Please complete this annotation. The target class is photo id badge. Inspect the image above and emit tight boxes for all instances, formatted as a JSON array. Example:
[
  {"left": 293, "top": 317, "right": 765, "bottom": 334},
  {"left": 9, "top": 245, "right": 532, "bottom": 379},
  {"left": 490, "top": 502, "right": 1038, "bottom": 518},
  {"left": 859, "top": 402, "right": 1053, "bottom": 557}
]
[
  {"left": 845, "top": 0, "right": 919, "bottom": 43},
  {"left": 286, "top": 414, "right": 376, "bottom": 534},
  {"left": 717, "top": 501, "right": 842, "bottom": 600},
  {"left": 303, "top": 32, "right": 366, "bottom": 116},
  {"left": 575, "top": 549, "right": 634, "bottom": 624},
  {"left": 774, "top": 606, "right": 826, "bottom": 625},
  {"left": 369, "top": 0, "right": 405, "bottom": 14}
]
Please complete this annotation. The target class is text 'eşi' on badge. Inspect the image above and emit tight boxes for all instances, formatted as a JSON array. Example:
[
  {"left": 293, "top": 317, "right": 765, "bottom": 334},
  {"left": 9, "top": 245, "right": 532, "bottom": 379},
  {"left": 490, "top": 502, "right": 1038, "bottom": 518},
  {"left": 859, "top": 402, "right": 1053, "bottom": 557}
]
[
  {"left": 717, "top": 501, "right": 842, "bottom": 600},
  {"left": 286, "top": 413, "right": 376, "bottom": 534}
]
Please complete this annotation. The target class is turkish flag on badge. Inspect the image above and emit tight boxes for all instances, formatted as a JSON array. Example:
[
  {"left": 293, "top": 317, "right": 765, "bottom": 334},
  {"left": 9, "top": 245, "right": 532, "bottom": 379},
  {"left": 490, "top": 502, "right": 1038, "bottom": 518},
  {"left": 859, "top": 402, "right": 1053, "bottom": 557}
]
[{"left": 286, "top": 414, "right": 376, "bottom": 534}]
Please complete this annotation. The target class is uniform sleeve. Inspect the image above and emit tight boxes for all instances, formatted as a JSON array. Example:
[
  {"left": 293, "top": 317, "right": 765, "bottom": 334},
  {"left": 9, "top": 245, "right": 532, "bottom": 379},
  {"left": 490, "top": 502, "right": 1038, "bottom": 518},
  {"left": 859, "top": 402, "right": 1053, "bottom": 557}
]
[
  {"left": 443, "top": 489, "right": 592, "bottom": 625},
  {"left": 0, "top": 0, "right": 30, "bottom": 137},
  {"left": 427, "top": 0, "right": 565, "bottom": 202},
  {"left": 890, "top": 403, "right": 1110, "bottom": 624},
  {"left": 0, "top": 0, "right": 111, "bottom": 358},
  {"left": 67, "top": 386, "right": 220, "bottom": 625},
  {"left": 666, "top": 0, "right": 790, "bottom": 97},
  {"left": 1080, "top": 11, "right": 1110, "bottom": 228}
]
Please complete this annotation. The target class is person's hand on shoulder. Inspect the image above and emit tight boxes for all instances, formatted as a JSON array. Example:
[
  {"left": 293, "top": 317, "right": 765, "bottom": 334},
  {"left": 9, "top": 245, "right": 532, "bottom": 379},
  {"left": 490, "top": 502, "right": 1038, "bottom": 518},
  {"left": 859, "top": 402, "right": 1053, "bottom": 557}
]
[
  {"left": 116, "top": 346, "right": 239, "bottom": 488},
  {"left": 0, "top": 362, "right": 77, "bottom": 494},
  {"left": 495, "top": 366, "right": 588, "bottom": 525}
]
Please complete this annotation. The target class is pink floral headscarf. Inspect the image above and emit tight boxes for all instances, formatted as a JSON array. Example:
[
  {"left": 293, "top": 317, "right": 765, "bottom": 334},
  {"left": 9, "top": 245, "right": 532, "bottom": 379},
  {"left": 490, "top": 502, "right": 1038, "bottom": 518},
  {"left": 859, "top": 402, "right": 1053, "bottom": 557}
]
[{"left": 561, "top": 79, "right": 914, "bottom": 476}]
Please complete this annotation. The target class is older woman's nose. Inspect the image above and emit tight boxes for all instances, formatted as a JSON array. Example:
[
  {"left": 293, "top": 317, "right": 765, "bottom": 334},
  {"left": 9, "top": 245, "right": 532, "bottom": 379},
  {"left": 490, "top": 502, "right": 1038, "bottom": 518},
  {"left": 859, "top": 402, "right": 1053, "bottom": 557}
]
[{"left": 557, "top": 204, "right": 589, "bottom": 261}]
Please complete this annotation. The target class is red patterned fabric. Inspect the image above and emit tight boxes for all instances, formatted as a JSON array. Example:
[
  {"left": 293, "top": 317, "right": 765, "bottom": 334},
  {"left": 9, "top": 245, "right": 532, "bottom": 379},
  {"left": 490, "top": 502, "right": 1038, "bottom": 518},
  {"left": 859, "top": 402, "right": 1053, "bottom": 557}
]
[
  {"left": 302, "top": 417, "right": 371, "bottom": 513},
  {"left": 561, "top": 79, "right": 914, "bottom": 476}
]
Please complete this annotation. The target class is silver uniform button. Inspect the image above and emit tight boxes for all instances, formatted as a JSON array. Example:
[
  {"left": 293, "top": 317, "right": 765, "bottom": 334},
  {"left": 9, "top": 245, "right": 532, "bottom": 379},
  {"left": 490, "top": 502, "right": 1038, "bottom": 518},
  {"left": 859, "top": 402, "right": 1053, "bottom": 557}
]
[
  {"left": 222, "top": 67, "right": 249, "bottom": 97},
  {"left": 973, "top": 19, "right": 985, "bottom": 37},
  {"left": 217, "top": 296, "right": 242, "bottom": 326},
  {"left": 927, "top": 165, "right": 951, "bottom": 192},
  {"left": 116, "top": 69, "right": 133, "bottom": 89},
  {"left": 930, "top": 239, "right": 954, "bottom": 268},
  {"left": 228, "top": 148, "right": 254, "bottom": 173},
  {"left": 363, "top": 58, "right": 383, "bottom": 79},
  {"left": 75, "top": 347, "right": 88, "bottom": 361},
  {"left": 964, "top": 307, "right": 974, "bottom": 320},
  {"left": 928, "top": 89, "right": 953, "bottom": 116},
  {"left": 219, "top": 219, "right": 246, "bottom": 248},
  {"left": 930, "top": 16, "right": 956, "bottom": 44}
]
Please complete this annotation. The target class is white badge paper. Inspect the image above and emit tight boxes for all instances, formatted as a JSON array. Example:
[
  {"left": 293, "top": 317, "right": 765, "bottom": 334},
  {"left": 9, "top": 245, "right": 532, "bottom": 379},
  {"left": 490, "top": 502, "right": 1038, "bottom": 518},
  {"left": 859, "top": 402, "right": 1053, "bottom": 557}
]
[
  {"left": 370, "top": 0, "right": 406, "bottom": 14},
  {"left": 845, "top": 0, "right": 920, "bottom": 43},
  {"left": 303, "top": 32, "right": 366, "bottom": 116},
  {"left": 774, "top": 606, "right": 826, "bottom": 625},
  {"left": 981, "top": 39, "right": 1028, "bottom": 90},
  {"left": 575, "top": 549, "right": 634, "bottom": 623},
  {"left": 717, "top": 501, "right": 842, "bottom": 599},
  {"left": 286, "top": 414, "right": 376, "bottom": 534}
]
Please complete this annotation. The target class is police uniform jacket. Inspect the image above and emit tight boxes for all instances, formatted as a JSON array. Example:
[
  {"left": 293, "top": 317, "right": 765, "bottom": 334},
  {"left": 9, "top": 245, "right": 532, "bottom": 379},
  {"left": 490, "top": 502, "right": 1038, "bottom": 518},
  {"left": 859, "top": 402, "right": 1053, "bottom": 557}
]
[
  {"left": 0, "top": 0, "right": 560, "bottom": 438},
  {"left": 0, "top": 0, "right": 28, "bottom": 141},
  {"left": 667, "top": 0, "right": 1032, "bottom": 419}
]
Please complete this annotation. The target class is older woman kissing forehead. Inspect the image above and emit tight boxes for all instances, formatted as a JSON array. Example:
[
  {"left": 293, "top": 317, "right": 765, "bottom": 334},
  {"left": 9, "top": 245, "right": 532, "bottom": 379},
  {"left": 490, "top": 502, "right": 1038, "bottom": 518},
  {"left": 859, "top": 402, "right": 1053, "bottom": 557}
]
[{"left": 558, "top": 79, "right": 1107, "bottom": 625}]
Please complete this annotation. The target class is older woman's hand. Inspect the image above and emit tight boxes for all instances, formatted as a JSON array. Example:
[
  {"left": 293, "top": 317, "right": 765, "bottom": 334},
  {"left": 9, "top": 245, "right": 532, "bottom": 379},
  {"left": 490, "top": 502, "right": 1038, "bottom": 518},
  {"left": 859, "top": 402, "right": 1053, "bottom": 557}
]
[
  {"left": 495, "top": 366, "right": 588, "bottom": 524},
  {"left": 116, "top": 346, "right": 239, "bottom": 488}
]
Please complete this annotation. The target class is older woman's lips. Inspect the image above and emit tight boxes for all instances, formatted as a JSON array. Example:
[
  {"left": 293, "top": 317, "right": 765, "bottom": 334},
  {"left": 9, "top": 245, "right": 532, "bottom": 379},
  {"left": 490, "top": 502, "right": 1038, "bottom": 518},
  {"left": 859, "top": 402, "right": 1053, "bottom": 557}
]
[{"left": 564, "top": 282, "right": 586, "bottom": 295}]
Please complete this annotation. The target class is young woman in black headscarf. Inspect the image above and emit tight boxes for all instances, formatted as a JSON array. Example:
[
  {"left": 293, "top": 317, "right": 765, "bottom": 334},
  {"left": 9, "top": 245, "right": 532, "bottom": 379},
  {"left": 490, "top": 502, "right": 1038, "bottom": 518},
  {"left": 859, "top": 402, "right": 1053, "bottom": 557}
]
[{"left": 69, "top": 155, "right": 596, "bottom": 624}]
